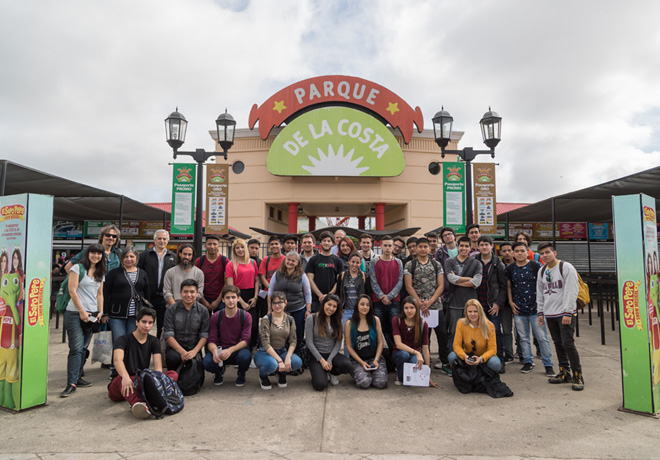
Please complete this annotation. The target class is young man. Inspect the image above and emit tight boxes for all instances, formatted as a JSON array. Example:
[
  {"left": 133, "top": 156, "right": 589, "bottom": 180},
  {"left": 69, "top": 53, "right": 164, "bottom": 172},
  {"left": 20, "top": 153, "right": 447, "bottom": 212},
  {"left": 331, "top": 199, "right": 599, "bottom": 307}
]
[
  {"left": 436, "top": 227, "right": 459, "bottom": 297},
  {"left": 306, "top": 231, "right": 344, "bottom": 313},
  {"left": 466, "top": 224, "right": 481, "bottom": 257},
  {"left": 499, "top": 242, "right": 514, "bottom": 265},
  {"left": 370, "top": 235, "right": 404, "bottom": 344},
  {"left": 425, "top": 232, "right": 439, "bottom": 257},
  {"left": 108, "top": 308, "right": 178, "bottom": 419},
  {"left": 507, "top": 242, "right": 554, "bottom": 376},
  {"left": 402, "top": 237, "right": 418, "bottom": 266},
  {"left": 359, "top": 233, "right": 377, "bottom": 275},
  {"left": 331, "top": 229, "right": 346, "bottom": 256},
  {"left": 536, "top": 242, "right": 584, "bottom": 390},
  {"left": 247, "top": 238, "right": 262, "bottom": 266},
  {"left": 163, "top": 244, "right": 205, "bottom": 306},
  {"left": 282, "top": 234, "right": 298, "bottom": 255},
  {"left": 163, "top": 279, "right": 210, "bottom": 371},
  {"left": 403, "top": 237, "right": 450, "bottom": 375},
  {"left": 474, "top": 236, "right": 508, "bottom": 370},
  {"left": 498, "top": 241, "right": 515, "bottom": 362},
  {"left": 515, "top": 232, "right": 542, "bottom": 263},
  {"left": 392, "top": 237, "right": 406, "bottom": 261},
  {"left": 259, "top": 236, "right": 285, "bottom": 291},
  {"left": 137, "top": 229, "right": 176, "bottom": 338},
  {"left": 299, "top": 233, "right": 317, "bottom": 271},
  {"left": 203, "top": 285, "right": 253, "bottom": 386},
  {"left": 445, "top": 237, "right": 482, "bottom": 346},
  {"left": 194, "top": 235, "right": 227, "bottom": 312}
]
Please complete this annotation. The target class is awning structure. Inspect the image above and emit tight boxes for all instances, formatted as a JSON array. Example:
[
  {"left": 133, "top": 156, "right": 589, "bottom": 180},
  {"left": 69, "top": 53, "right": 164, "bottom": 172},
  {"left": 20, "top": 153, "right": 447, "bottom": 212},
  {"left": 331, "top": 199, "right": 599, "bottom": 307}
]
[
  {"left": 0, "top": 160, "right": 169, "bottom": 222},
  {"left": 250, "top": 226, "right": 421, "bottom": 239}
]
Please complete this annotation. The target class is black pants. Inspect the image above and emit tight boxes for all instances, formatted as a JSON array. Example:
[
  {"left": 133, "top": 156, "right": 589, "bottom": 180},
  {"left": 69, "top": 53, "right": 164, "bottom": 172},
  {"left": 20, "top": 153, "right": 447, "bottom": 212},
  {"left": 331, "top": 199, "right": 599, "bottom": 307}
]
[
  {"left": 150, "top": 295, "right": 166, "bottom": 339},
  {"left": 546, "top": 316, "right": 581, "bottom": 373},
  {"left": 165, "top": 347, "right": 202, "bottom": 371},
  {"left": 239, "top": 287, "right": 261, "bottom": 349},
  {"left": 428, "top": 309, "right": 449, "bottom": 364},
  {"left": 308, "top": 351, "right": 352, "bottom": 391}
]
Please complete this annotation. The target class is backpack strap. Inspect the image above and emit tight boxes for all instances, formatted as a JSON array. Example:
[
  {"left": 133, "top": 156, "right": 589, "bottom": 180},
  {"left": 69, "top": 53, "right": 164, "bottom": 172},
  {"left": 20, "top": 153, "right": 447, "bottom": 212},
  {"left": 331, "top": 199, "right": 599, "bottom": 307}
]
[
  {"left": 411, "top": 259, "right": 418, "bottom": 277},
  {"left": 217, "top": 307, "right": 245, "bottom": 330},
  {"left": 195, "top": 255, "right": 206, "bottom": 269},
  {"left": 559, "top": 261, "right": 564, "bottom": 279}
]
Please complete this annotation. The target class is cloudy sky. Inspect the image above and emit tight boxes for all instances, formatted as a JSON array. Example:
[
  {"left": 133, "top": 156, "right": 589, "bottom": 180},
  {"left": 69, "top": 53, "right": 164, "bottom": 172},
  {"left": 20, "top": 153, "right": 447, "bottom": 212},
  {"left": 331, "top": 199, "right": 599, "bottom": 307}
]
[{"left": 2, "top": 0, "right": 660, "bottom": 209}]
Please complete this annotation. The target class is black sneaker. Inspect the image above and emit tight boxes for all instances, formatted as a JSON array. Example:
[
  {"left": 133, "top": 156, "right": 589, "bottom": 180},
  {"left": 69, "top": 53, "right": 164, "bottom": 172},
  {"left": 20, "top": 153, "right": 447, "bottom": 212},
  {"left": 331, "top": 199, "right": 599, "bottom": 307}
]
[
  {"left": 213, "top": 372, "right": 224, "bottom": 386},
  {"left": 278, "top": 373, "right": 287, "bottom": 388},
  {"left": 520, "top": 362, "right": 534, "bottom": 374},
  {"left": 572, "top": 371, "right": 585, "bottom": 391},
  {"left": 76, "top": 378, "right": 93, "bottom": 388},
  {"left": 60, "top": 384, "right": 76, "bottom": 398},
  {"left": 260, "top": 376, "right": 272, "bottom": 390},
  {"left": 504, "top": 355, "right": 514, "bottom": 364},
  {"left": 499, "top": 362, "right": 506, "bottom": 374},
  {"left": 548, "top": 366, "right": 571, "bottom": 384},
  {"left": 235, "top": 373, "right": 246, "bottom": 387},
  {"left": 545, "top": 366, "right": 555, "bottom": 376}
]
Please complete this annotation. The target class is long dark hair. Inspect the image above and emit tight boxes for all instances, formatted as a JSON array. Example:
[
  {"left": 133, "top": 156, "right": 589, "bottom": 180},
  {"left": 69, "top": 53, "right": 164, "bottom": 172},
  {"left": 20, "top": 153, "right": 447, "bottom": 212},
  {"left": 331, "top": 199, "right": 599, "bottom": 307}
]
[
  {"left": 350, "top": 294, "right": 377, "bottom": 347},
  {"left": 317, "top": 294, "right": 342, "bottom": 341},
  {"left": 10, "top": 249, "right": 22, "bottom": 277},
  {"left": 399, "top": 296, "right": 422, "bottom": 346},
  {"left": 83, "top": 243, "right": 106, "bottom": 282}
]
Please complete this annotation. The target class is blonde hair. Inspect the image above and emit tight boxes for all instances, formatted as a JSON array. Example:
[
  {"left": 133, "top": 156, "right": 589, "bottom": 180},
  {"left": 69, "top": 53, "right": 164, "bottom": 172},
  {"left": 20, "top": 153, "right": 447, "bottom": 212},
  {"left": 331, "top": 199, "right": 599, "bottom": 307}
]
[
  {"left": 461, "top": 299, "right": 491, "bottom": 339},
  {"left": 231, "top": 239, "right": 250, "bottom": 265}
]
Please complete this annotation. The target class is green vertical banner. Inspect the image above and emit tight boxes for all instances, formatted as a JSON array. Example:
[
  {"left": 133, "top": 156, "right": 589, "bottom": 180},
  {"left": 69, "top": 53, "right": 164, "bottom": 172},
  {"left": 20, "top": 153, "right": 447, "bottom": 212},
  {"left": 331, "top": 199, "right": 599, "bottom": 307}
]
[
  {"left": 0, "top": 193, "right": 53, "bottom": 411},
  {"left": 171, "top": 163, "right": 196, "bottom": 235},
  {"left": 443, "top": 162, "right": 466, "bottom": 234},
  {"left": 613, "top": 194, "right": 660, "bottom": 415}
]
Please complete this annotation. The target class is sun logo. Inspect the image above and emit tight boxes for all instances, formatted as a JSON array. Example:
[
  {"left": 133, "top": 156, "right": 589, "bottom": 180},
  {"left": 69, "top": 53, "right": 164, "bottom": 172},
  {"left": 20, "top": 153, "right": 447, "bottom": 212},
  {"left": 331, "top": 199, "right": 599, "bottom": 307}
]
[{"left": 302, "top": 144, "right": 370, "bottom": 176}]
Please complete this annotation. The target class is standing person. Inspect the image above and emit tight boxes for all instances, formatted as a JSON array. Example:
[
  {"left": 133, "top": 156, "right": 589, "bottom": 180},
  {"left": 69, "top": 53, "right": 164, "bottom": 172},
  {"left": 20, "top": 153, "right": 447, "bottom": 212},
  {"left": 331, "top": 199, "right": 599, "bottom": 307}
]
[
  {"left": 61, "top": 244, "right": 107, "bottom": 397},
  {"left": 425, "top": 232, "right": 439, "bottom": 259},
  {"left": 403, "top": 237, "right": 450, "bottom": 375},
  {"left": 402, "top": 237, "right": 418, "bottom": 266},
  {"left": 445, "top": 237, "right": 482, "bottom": 347},
  {"left": 306, "top": 294, "right": 352, "bottom": 390},
  {"left": 474, "top": 236, "right": 508, "bottom": 370},
  {"left": 536, "top": 242, "right": 584, "bottom": 390},
  {"left": 162, "top": 279, "right": 210, "bottom": 371},
  {"left": 107, "top": 308, "right": 178, "bottom": 419},
  {"left": 359, "top": 234, "right": 377, "bottom": 276},
  {"left": 436, "top": 227, "right": 459, "bottom": 299},
  {"left": 507, "top": 242, "right": 554, "bottom": 376},
  {"left": 225, "top": 239, "right": 260, "bottom": 349},
  {"left": 392, "top": 297, "right": 439, "bottom": 387},
  {"left": 337, "top": 237, "right": 358, "bottom": 265},
  {"left": 392, "top": 237, "right": 406, "bottom": 261},
  {"left": 163, "top": 244, "right": 205, "bottom": 306},
  {"left": 259, "top": 236, "right": 285, "bottom": 292},
  {"left": 337, "top": 252, "right": 367, "bottom": 324},
  {"left": 370, "top": 235, "right": 404, "bottom": 346},
  {"left": 498, "top": 241, "right": 515, "bottom": 363},
  {"left": 194, "top": 235, "right": 227, "bottom": 312},
  {"left": 344, "top": 295, "right": 387, "bottom": 389},
  {"left": 247, "top": 239, "right": 262, "bottom": 266},
  {"left": 331, "top": 229, "right": 347, "bottom": 256},
  {"left": 448, "top": 299, "right": 501, "bottom": 372},
  {"left": 306, "top": 231, "right": 344, "bottom": 313},
  {"left": 254, "top": 291, "right": 302, "bottom": 390},
  {"left": 466, "top": 224, "right": 481, "bottom": 257},
  {"left": 515, "top": 232, "right": 542, "bottom": 263},
  {"left": 203, "top": 285, "right": 253, "bottom": 386},
  {"left": 282, "top": 234, "right": 298, "bottom": 255},
  {"left": 66, "top": 224, "right": 122, "bottom": 274},
  {"left": 267, "top": 251, "right": 312, "bottom": 351},
  {"left": 137, "top": 229, "right": 176, "bottom": 338},
  {"left": 299, "top": 233, "right": 318, "bottom": 271}
]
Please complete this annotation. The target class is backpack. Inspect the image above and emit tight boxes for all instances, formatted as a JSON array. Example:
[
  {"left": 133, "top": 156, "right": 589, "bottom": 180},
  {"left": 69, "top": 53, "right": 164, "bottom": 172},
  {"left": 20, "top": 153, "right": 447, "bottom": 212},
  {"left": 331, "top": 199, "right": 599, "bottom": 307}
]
[
  {"left": 538, "top": 261, "right": 590, "bottom": 308},
  {"left": 176, "top": 354, "right": 205, "bottom": 396},
  {"left": 55, "top": 264, "right": 86, "bottom": 313},
  {"left": 216, "top": 307, "right": 246, "bottom": 329},
  {"left": 505, "top": 260, "right": 542, "bottom": 281},
  {"left": 410, "top": 258, "right": 442, "bottom": 278},
  {"left": 195, "top": 254, "right": 226, "bottom": 274},
  {"left": 133, "top": 368, "right": 184, "bottom": 419}
]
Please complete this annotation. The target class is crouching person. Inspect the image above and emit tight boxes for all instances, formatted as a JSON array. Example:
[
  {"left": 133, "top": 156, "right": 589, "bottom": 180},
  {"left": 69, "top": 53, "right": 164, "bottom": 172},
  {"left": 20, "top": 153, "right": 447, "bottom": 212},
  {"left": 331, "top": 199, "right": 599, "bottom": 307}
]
[{"left": 108, "top": 307, "right": 178, "bottom": 419}]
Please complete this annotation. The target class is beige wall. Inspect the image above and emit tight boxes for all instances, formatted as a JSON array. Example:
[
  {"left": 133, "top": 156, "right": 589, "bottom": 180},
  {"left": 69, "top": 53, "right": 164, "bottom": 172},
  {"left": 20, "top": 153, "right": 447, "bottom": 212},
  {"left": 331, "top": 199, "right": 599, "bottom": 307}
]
[{"left": 212, "top": 127, "right": 462, "bottom": 241}]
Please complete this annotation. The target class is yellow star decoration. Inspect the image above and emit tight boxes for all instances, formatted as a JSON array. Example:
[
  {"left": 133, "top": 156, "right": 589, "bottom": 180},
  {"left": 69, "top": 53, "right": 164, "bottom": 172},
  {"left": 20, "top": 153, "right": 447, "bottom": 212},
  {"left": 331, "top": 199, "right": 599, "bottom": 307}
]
[
  {"left": 273, "top": 100, "right": 287, "bottom": 114},
  {"left": 386, "top": 102, "right": 400, "bottom": 115}
]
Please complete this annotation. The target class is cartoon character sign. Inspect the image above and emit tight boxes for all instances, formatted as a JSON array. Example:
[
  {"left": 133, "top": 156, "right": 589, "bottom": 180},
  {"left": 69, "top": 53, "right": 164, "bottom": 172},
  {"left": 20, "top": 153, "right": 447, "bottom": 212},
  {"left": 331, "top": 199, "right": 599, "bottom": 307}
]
[{"left": 0, "top": 271, "right": 22, "bottom": 409}]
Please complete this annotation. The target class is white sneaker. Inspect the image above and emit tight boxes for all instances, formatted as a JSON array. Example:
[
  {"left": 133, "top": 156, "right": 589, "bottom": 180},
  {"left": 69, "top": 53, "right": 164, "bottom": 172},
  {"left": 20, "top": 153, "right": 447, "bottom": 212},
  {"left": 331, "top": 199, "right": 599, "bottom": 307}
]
[
  {"left": 433, "top": 362, "right": 444, "bottom": 369},
  {"left": 249, "top": 359, "right": 257, "bottom": 369},
  {"left": 394, "top": 379, "right": 402, "bottom": 386},
  {"left": 329, "top": 374, "right": 340, "bottom": 386},
  {"left": 131, "top": 402, "right": 151, "bottom": 419}
]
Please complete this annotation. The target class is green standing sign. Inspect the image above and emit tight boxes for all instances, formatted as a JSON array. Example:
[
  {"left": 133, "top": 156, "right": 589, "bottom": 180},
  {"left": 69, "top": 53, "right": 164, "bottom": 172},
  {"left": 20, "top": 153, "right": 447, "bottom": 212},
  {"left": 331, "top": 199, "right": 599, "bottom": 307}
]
[
  {"left": 613, "top": 194, "right": 660, "bottom": 415},
  {"left": 171, "top": 163, "right": 196, "bottom": 235},
  {"left": 443, "top": 162, "right": 466, "bottom": 234}
]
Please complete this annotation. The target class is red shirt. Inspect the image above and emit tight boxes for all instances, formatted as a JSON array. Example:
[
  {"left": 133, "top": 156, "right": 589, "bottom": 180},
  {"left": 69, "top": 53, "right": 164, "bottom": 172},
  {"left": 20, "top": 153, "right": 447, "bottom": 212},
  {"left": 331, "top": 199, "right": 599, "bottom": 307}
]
[
  {"left": 259, "top": 256, "right": 285, "bottom": 283},
  {"left": 392, "top": 317, "right": 429, "bottom": 353}
]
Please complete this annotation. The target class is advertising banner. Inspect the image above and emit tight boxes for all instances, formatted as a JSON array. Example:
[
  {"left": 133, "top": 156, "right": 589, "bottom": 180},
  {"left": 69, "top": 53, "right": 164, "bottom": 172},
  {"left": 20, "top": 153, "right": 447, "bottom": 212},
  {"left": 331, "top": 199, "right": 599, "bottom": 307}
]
[
  {"left": 0, "top": 194, "right": 53, "bottom": 411},
  {"left": 560, "top": 222, "right": 587, "bottom": 240},
  {"left": 443, "top": 162, "right": 465, "bottom": 234},
  {"left": 205, "top": 164, "right": 229, "bottom": 234},
  {"left": 473, "top": 163, "right": 497, "bottom": 234},
  {"left": 533, "top": 222, "right": 557, "bottom": 241},
  {"left": 171, "top": 163, "right": 196, "bottom": 235},
  {"left": 613, "top": 194, "right": 660, "bottom": 415},
  {"left": 589, "top": 223, "right": 610, "bottom": 241},
  {"left": 508, "top": 223, "right": 533, "bottom": 239}
]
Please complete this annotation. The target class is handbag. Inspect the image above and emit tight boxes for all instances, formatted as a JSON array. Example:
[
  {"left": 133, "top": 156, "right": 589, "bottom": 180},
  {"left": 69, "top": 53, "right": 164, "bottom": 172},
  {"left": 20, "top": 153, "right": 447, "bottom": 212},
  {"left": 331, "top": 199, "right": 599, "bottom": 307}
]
[
  {"left": 91, "top": 324, "right": 113, "bottom": 365},
  {"left": 124, "top": 269, "right": 153, "bottom": 315}
]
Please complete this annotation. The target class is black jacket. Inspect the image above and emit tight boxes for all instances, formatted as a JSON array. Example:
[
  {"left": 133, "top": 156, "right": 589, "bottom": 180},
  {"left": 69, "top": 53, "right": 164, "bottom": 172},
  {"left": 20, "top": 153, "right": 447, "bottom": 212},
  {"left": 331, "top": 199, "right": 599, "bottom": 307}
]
[
  {"left": 137, "top": 248, "right": 176, "bottom": 297},
  {"left": 104, "top": 267, "right": 150, "bottom": 319},
  {"left": 474, "top": 254, "right": 507, "bottom": 308},
  {"left": 336, "top": 270, "right": 367, "bottom": 309},
  {"left": 451, "top": 358, "right": 513, "bottom": 398}
]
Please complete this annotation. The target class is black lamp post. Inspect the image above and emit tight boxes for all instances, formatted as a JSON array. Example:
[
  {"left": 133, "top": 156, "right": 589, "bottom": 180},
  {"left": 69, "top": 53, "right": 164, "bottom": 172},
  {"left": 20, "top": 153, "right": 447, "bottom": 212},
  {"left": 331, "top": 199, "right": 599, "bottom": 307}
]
[
  {"left": 432, "top": 107, "right": 502, "bottom": 227},
  {"left": 165, "top": 108, "right": 236, "bottom": 256}
]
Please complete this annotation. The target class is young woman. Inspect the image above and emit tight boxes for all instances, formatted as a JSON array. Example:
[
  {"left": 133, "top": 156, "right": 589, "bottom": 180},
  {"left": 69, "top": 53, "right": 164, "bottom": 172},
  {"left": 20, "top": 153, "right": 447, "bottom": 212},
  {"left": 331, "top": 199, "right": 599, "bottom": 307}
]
[
  {"left": 392, "top": 296, "right": 438, "bottom": 387},
  {"left": 305, "top": 294, "right": 352, "bottom": 390},
  {"left": 338, "top": 237, "right": 365, "bottom": 271},
  {"left": 344, "top": 294, "right": 387, "bottom": 389},
  {"left": 267, "top": 251, "right": 311, "bottom": 351},
  {"left": 337, "top": 251, "right": 366, "bottom": 324},
  {"left": 253, "top": 291, "right": 302, "bottom": 390},
  {"left": 225, "top": 238, "right": 260, "bottom": 348},
  {"left": 10, "top": 249, "right": 23, "bottom": 279},
  {"left": 61, "top": 244, "right": 107, "bottom": 398},
  {"left": 449, "top": 299, "right": 502, "bottom": 372}
]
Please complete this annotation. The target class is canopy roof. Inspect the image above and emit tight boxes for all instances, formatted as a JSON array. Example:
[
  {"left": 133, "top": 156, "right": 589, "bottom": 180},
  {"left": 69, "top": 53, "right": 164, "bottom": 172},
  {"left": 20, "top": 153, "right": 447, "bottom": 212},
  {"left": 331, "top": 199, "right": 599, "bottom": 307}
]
[
  {"left": 0, "top": 160, "right": 169, "bottom": 221},
  {"left": 249, "top": 226, "right": 421, "bottom": 240},
  {"left": 497, "top": 165, "right": 660, "bottom": 223}
]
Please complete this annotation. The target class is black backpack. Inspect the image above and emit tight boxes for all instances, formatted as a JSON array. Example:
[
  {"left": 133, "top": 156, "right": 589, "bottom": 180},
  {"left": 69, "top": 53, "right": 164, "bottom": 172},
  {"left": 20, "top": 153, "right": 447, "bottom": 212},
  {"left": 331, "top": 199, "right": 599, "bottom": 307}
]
[{"left": 176, "top": 354, "right": 205, "bottom": 396}]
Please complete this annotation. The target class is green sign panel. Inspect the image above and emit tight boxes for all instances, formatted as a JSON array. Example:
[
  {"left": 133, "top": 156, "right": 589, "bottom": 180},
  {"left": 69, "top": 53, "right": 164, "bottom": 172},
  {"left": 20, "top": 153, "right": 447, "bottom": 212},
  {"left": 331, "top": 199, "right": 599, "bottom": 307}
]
[
  {"left": 443, "top": 162, "right": 466, "bottom": 234},
  {"left": 171, "top": 163, "right": 196, "bottom": 235},
  {"left": 267, "top": 107, "right": 405, "bottom": 176}
]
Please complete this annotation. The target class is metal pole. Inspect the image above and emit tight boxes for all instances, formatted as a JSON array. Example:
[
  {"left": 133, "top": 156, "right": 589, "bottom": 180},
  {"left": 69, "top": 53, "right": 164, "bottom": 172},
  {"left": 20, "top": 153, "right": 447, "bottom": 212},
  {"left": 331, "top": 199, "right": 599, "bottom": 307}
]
[
  {"left": 0, "top": 160, "right": 7, "bottom": 196},
  {"left": 587, "top": 222, "right": 592, "bottom": 274},
  {"left": 118, "top": 195, "right": 124, "bottom": 248},
  {"left": 465, "top": 157, "right": 473, "bottom": 227},
  {"left": 194, "top": 160, "right": 204, "bottom": 258},
  {"left": 551, "top": 197, "right": 556, "bottom": 248}
]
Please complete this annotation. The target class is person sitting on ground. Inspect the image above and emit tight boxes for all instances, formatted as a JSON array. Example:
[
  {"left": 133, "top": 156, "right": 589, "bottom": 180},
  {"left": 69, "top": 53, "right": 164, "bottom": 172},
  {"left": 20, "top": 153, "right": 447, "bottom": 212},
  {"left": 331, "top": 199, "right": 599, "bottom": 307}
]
[
  {"left": 108, "top": 308, "right": 178, "bottom": 419},
  {"left": 392, "top": 296, "right": 439, "bottom": 388},
  {"left": 253, "top": 291, "right": 302, "bottom": 390},
  {"left": 344, "top": 294, "right": 387, "bottom": 389},
  {"left": 448, "top": 299, "right": 502, "bottom": 373},
  {"left": 306, "top": 294, "right": 352, "bottom": 391},
  {"left": 202, "top": 285, "right": 253, "bottom": 387}
]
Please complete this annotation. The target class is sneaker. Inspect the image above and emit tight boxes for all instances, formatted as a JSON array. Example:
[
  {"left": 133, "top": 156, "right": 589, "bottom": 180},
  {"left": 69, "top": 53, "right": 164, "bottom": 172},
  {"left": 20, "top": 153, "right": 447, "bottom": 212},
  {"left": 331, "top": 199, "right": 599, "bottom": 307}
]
[
  {"left": 504, "top": 355, "right": 514, "bottom": 364},
  {"left": 260, "top": 376, "right": 272, "bottom": 390},
  {"left": 548, "top": 366, "right": 572, "bottom": 384},
  {"left": 289, "top": 369, "right": 304, "bottom": 376},
  {"left": 235, "top": 373, "right": 246, "bottom": 387},
  {"left": 213, "top": 372, "right": 224, "bottom": 386},
  {"left": 439, "top": 364, "right": 453, "bottom": 377},
  {"left": 249, "top": 358, "right": 257, "bottom": 369},
  {"left": 76, "top": 378, "right": 93, "bottom": 388},
  {"left": 131, "top": 402, "right": 151, "bottom": 419},
  {"left": 572, "top": 371, "right": 585, "bottom": 391},
  {"left": 545, "top": 366, "right": 555, "bottom": 376},
  {"left": 329, "top": 374, "right": 340, "bottom": 386},
  {"left": 499, "top": 362, "right": 506, "bottom": 374},
  {"left": 278, "top": 373, "right": 287, "bottom": 388},
  {"left": 394, "top": 379, "right": 402, "bottom": 386},
  {"left": 60, "top": 384, "right": 76, "bottom": 398},
  {"left": 433, "top": 362, "right": 443, "bottom": 369},
  {"left": 520, "top": 362, "right": 534, "bottom": 374}
]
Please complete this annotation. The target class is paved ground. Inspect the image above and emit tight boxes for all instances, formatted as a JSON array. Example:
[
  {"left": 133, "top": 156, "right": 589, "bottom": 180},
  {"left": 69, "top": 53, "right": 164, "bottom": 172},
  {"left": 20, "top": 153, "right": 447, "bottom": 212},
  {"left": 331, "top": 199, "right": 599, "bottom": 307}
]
[{"left": 1, "top": 309, "right": 658, "bottom": 460}]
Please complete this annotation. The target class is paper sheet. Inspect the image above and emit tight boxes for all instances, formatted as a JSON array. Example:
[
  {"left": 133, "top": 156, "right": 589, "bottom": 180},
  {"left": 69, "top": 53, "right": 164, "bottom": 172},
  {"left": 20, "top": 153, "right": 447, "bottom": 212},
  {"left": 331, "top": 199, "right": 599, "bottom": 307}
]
[
  {"left": 422, "top": 309, "right": 439, "bottom": 329},
  {"left": 403, "top": 363, "right": 431, "bottom": 387}
]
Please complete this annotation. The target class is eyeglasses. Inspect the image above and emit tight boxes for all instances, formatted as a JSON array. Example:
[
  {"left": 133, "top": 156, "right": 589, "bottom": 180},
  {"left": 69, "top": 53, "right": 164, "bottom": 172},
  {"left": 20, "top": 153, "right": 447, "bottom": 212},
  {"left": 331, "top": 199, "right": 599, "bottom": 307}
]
[
  {"left": 104, "top": 234, "right": 118, "bottom": 239},
  {"left": 545, "top": 270, "right": 551, "bottom": 283}
]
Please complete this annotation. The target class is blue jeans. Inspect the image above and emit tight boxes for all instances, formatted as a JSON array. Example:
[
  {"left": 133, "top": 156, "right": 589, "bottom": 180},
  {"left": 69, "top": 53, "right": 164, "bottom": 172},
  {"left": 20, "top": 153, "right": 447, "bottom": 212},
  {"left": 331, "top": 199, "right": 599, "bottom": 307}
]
[
  {"left": 373, "top": 300, "right": 400, "bottom": 344},
  {"left": 65, "top": 311, "right": 95, "bottom": 385},
  {"left": 392, "top": 350, "right": 419, "bottom": 380},
  {"left": 202, "top": 347, "right": 252, "bottom": 377},
  {"left": 342, "top": 308, "right": 354, "bottom": 326},
  {"left": 288, "top": 307, "right": 306, "bottom": 351},
  {"left": 253, "top": 347, "right": 302, "bottom": 378},
  {"left": 514, "top": 314, "right": 554, "bottom": 367},
  {"left": 109, "top": 317, "right": 137, "bottom": 346},
  {"left": 448, "top": 351, "right": 501, "bottom": 373}
]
